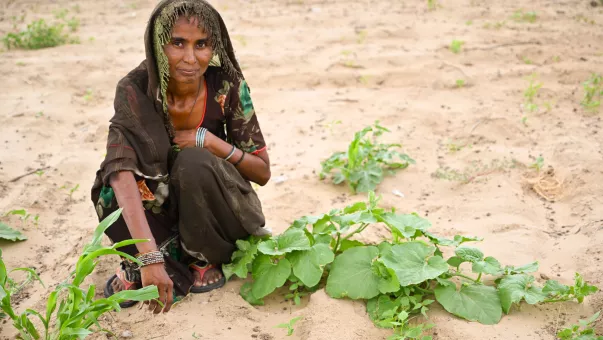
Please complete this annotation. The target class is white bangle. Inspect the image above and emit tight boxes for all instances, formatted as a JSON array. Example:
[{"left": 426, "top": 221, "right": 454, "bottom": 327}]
[{"left": 224, "top": 145, "right": 237, "bottom": 161}]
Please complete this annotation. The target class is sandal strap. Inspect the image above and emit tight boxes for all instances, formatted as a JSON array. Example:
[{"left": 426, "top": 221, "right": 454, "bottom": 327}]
[
  {"left": 189, "top": 262, "right": 216, "bottom": 280},
  {"left": 116, "top": 266, "right": 139, "bottom": 290}
]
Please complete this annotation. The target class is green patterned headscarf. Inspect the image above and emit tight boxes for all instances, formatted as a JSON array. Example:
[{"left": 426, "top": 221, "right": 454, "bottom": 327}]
[{"left": 144, "top": 0, "right": 243, "bottom": 116}]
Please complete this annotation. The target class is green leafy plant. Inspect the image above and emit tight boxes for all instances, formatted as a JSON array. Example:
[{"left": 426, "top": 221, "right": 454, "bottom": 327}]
[
  {"left": 2, "top": 15, "right": 80, "bottom": 50},
  {"left": 455, "top": 79, "right": 466, "bottom": 88},
  {"left": 557, "top": 311, "right": 603, "bottom": 340},
  {"left": 0, "top": 209, "right": 159, "bottom": 339},
  {"left": 450, "top": 40, "right": 465, "bottom": 54},
  {"left": 4, "top": 209, "right": 38, "bottom": 228},
  {"left": 275, "top": 316, "right": 302, "bottom": 336},
  {"left": 223, "top": 193, "right": 598, "bottom": 339},
  {"left": 581, "top": 73, "right": 602, "bottom": 111},
  {"left": 512, "top": 10, "right": 538, "bottom": 23},
  {"left": 319, "top": 122, "right": 415, "bottom": 193},
  {"left": 427, "top": 0, "right": 437, "bottom": 11},
  {"left": 0, "top": 222, "right": 27, "bottom": 242},
  {"left": 524, "top": 73, "right": 542, "bottom": 113}
]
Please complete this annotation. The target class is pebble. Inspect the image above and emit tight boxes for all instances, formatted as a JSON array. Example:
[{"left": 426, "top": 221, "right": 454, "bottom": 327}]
[{"left": 121, "top": 330, "right": 133, "bottom": 338}]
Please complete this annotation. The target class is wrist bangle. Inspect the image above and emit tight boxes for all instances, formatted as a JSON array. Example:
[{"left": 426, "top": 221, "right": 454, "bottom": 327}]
[
  {"left": 135, "top": 250, "right": 165, "bottom": 267},
  {"left": 224, "top": 145, "right": 237, "bottom": 161},
  {"left": 233, "top": 151, "right": 246, "bottom": 167},
  {"left": 196, "top": 127, "right": 207, "bottom": 148}
]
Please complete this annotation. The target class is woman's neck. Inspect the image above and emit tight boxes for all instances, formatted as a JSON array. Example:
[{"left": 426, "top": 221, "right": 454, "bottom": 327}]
[{"left": 166, "top": 76, "right": 204, "bottom": 103}]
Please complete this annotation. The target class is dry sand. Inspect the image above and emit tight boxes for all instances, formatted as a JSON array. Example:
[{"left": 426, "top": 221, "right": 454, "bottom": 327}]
[{"left": 1, "top": 0, "right": 603, "bottom": 339}]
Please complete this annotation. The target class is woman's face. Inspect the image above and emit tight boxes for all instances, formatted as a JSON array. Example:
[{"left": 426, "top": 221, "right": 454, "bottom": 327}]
[{"left": 163, "top": 15, "right": 213, "bottom": 85}]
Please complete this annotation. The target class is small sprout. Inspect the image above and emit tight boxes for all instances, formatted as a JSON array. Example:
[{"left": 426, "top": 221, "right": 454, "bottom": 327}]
[
  {"left": 35, "top": 111, "right": 44, "bottom": 118},
  {"left": 35, "top": 170, "right": 44, "bottom": 176},
  {"left": 358, "top": 75, "right": 371, "bottom": 85},
  {"left": 70, "top": 184, "right": 80, "bottom": 198},
  {"left": 341, "top": 50, "right": 353, "bottom": 56},
  {"left": 427, "top": 0, "right": 438, "bottom": 10},
  {"left": 89, "top": 36, "right": 95, "bottom": 42},
  {"left": 456, "top": 79, "right": 466, "bottom": 88},
  {"left": 16, "top": 61, "right": 26, "bottom": 66},
  {"left": 523, "top": 73, "right": 542, "bottom": 112},
  {"left": 553, "top": 56, "right": 561, "bottom": 62},
  {"left": 466, "top": 20, "right": 473, "bottom": 25},
  {"left": 450, "top": 40, "right": 465, "bottom": 54},
  {"left": 581, "top": 73, "right": 602, "bottom": 111},
  {"left": 275, "top": 317, "right": 302, "bottom": 336},
  {"left": 530, "top": 156, "right": 544, "bottom": 172},
  {"left": 512, "top": 9, "right": 538, "bottom": 23},
  {"left": 83, "top": 89, "right": 93, "bottom": 102},
  {"left": 356, "top": 30, "right": 367, "bottom": 44},
  {"left": 523, "top": 57, "right": 532, "bottom": 65}
]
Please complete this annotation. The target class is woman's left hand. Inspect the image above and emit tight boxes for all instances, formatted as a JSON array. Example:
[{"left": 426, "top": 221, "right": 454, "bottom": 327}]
[{"left": 173, "top": 129, "right": 196, "bottom": 149}]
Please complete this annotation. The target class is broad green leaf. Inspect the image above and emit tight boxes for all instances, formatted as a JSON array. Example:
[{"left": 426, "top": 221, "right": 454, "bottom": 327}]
[
  {"left": 20, "top": 313, "right": 40, "bottom": 339},
  {"left": 257, "top": 228, "right": 311, "bottom": 256},
  {"left": 240, "top": 281, "right": 265, "bottom": 305},
  {"left": 251, "top": 255, "right": 291, "bottom": 299},
  {"left": 472, "top": 256, "right": 503, "bottom": 275},
  {"left": 379, "top": 213, "right": 431, "bottom": 239},
  {"left": 455, "top": 247, "right": 484, "bottom": 263},
  {"left": 326, "top": 246, "right": 383, "bottom": 299},
  {"left": 497, "top": 274, "right": 547, "bottom": 314},
  {"left": 542, "top": 280, "right": 570, "bottom": 296},
  {"left": 223, "top": 240, "right": 258, "bottom": 280},
  {"left": 447, "top": 256, "right": 464, "bottom": 268},
  {"left": 287, "top": 244, "right": 334, "bottom": 287},
  {"left": 0, "top": 222, "right": 27, "bottom": 241},
  {"left": 339, "top": 239, "right": 365, "bottom": 252},
  {"left": 435, "top": 281, "right": 502, "bottom": 325},
  {"left": 367, "top": 294, "right": 399, "bottom": 326},
  {"left": 349, "top": 162, "right": 383, "bottom": 193},
  {"left": 424, "top": 233, "right": 482, "bottom": 247},
  {"left": 380, "top": 241, "right": 448, "bottom": 286},
  {"left": 343, "top": 202, "right": 367, "bottom": 214},
  {"left": 291, "top": 215, "right": 324, "bottom": 229},
  {"left": 503, "top": 261, "right": 539, "bottom": 275}
]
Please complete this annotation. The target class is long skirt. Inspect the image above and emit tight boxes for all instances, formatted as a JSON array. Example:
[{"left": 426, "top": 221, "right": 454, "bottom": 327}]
[{"left": 91, "top": 147, "right": 267, "bottom": 297}]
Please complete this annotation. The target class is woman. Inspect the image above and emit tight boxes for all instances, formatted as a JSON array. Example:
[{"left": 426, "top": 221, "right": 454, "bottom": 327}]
[{"left": 90, "top": 0, "right": 270, "bottom": 314}]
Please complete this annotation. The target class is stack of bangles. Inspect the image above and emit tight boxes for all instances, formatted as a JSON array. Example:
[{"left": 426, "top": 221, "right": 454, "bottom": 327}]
[
  {"left": 196, "top": 127, "right": 246, "bottom": 167},
  {"left": 136, "top": 250, "right": 165, "bottom": 267}
]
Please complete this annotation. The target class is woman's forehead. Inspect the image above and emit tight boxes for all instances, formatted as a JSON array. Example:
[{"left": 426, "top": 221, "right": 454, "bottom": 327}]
[{"left": 172, "top": 15, "right": 207, "bottom": 35}]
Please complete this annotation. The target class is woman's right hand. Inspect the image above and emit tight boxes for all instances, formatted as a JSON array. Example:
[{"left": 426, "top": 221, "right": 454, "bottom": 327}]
[{"left": 140, "top": 263, "right": 174, "bottom": 313}]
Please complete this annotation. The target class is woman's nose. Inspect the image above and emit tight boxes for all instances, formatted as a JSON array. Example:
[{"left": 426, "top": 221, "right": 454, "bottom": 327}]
[{"left": 183, "top": 46, "right": 196, "bottom": 64}]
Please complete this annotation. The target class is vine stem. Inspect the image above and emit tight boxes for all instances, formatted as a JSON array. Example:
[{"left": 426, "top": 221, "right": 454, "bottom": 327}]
[
  {"left": 476, "top": 273, "right": 483, "bottom": 283},
  {"left": 451, "top": 272, "right": 479, "bottom": 283},
  {"left": 334, "top": 233, "right": 342, "bottom": 254},
  {"left": 342, "top": 223, "right": 369, "bottom": 241},
  {"left": 414, "top": 286, "right": 433, "bottom": 294}
]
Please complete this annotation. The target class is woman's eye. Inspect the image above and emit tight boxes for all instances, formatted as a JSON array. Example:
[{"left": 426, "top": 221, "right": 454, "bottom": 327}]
[
  {"left": 172, "top": 41, "right": 183, "bottom": 47},
  {"left": 196, "top": 42, "right": 206, "bottom": 48}
]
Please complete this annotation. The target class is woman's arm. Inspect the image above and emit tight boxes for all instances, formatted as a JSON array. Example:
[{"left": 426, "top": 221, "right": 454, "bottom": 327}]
[
  {"left": 109, "top": 171, "right": 174, "bottom": 313},
  {"left": 205, "top": 131, "right": 270, "bottom": 185},
  {"left": 172, "top": 130, "right": 271, "bottom": 186},
  {"left": 110, "top": 171, "right": 157, "bottom": 253}
]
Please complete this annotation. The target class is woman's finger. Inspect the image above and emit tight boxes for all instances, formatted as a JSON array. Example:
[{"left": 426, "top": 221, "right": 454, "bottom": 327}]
[{"left": 163, "top": 282, "right": 174, "bottom": 313}]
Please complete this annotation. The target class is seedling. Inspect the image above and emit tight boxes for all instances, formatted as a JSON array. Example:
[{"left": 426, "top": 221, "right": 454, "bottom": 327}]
[
  {"left": 466, "top": 20, "right": 473, "bottom": 25},
  {"left": 16, "top": 61, "right": 26, "bottom": 66},
  {"left": 581, "top": 73, "right": 602, "bottom": 111},
  {"left": 524, "top": 73, "right": 542, "bottom": 112},
  {"left": 83, "top": 89, "right": 93, "bottom": 102},
  {"left": 35, "top": 170, "right": 44, "bottom": 176},
  {"left": 450, "top": 40, "right": 465, "bottom": 54},
  {"left": 319, "top": 122, "right": 415, "bottom": 193},
  {"left": 69, "top": 184, "right": 80, "bottom": 198},
  {"left": 427, "top": 0, "right": 437, "bottom": 10},
  {"left": 224, "top": 192, "right": 598, "bottom": 339},
  {"left": 557, "top": 311, "right": 603, "bottom": 340},
  {"left": 529, "top": 156, "right": 544, "bottom": 172},
  {"left": 523, "top": 57, "right": 533, "bottom": 65},
  {"left": 356, "top": 30, "right": 368, "bottom": 44},
  {"left": 275, "top": 316, "right": 302, "bottom": 336},
  {"left": 455, "top": 79, "right": 466, "bottom": 88},
  {"left": 512, "top": 9, "right": 538, "bottom": 23},
  {"left": 0, "top": 210, "right": 159, "bottom": 339},
  {"left": 35, "top": 111, "right": 44, "bottom": 118},
  {"left": 358, "top": 75, "right": 371, "bottom": 85}
]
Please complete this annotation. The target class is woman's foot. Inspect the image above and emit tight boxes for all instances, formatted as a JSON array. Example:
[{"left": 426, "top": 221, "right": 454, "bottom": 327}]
[
  {"left": 193, "top": 266, "right": 223, "bottom": 287},
  {"left": 189, "top": 262, "right": 226, "bottom": 293},
  {"left": 103, "top": 270, "right": 140, "bottom": 308}
]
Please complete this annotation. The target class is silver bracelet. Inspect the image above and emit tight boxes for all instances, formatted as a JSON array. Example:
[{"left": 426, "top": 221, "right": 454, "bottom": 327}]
[
  {"left": 135, "top": 250, "right": 165, "bottom": 267},
  {"left": 196, "top": 127, "right": 207, "bottom": 148},
  {"left": 224, "top": 145, "right": 237, "bottom": 161}
]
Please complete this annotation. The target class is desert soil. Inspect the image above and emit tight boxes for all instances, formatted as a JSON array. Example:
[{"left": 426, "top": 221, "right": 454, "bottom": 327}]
[{"left": 1, "top": 0, "right": 603, "bottom": 339}]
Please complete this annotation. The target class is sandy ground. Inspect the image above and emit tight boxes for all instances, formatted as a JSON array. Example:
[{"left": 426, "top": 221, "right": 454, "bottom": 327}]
[{"left": 1, "top": 0, "right": 603, "bottom": 339}]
